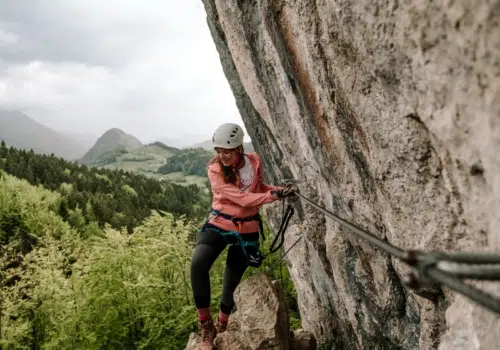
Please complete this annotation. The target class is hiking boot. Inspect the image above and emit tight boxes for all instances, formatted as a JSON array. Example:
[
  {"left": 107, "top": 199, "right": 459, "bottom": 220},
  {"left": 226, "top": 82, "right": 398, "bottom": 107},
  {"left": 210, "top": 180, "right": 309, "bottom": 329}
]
[
  {"left": 199, "top": 319, "right": 217, "bottom": 350},
  {"left": 215, "top": 317, "right": 228, "bottom": 334}
]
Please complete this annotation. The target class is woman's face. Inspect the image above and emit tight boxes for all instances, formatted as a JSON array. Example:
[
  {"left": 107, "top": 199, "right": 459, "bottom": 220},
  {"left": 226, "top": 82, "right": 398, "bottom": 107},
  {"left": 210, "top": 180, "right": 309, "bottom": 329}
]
[{"left": 216, "top": 148, "right": 238, "bottom": 167}]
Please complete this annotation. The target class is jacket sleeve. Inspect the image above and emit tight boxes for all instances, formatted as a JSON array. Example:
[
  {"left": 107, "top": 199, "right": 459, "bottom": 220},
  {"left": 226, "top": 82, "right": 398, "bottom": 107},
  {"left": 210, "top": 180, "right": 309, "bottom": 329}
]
[{"left": 209, "top": 167, "right": 278, "bottom": 207}]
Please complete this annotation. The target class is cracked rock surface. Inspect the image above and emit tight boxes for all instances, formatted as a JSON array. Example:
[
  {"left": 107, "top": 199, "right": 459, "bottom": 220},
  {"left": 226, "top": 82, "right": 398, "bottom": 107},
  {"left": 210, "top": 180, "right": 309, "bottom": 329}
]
[{"left": 201, "top": 0, "right": 500, "bottom": 349}]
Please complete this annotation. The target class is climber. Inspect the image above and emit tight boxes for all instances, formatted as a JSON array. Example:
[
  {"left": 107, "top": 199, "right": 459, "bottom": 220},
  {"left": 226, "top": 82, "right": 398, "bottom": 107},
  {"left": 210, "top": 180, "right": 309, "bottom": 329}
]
[{"left": 190, "top": 122, "right": 297, "bottom": 349}]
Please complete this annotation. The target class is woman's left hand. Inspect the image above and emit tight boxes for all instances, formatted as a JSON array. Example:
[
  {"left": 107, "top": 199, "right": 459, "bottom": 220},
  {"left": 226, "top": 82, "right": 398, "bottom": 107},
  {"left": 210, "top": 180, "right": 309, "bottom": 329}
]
[{"left": 272, "top": 184, "right": 298, "bottom": 198}]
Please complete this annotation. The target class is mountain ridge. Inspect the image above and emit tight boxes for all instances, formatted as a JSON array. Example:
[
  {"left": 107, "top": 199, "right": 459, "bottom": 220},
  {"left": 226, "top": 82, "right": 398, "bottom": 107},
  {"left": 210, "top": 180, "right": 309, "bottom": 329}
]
[{"left": 0, "top": 109, "right": 89, "bottom": 160}]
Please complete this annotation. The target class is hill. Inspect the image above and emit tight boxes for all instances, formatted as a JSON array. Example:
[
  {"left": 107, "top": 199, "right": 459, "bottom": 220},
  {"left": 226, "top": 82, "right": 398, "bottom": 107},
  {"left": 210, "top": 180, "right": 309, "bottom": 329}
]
[
  {"left": 98, "top": 142, "right": 179, "bottom": 173},
  {"left": 0, "top": 109, "right": 89, "bottom": 160},
  {"left": 91, "top": 139, "right": 260, "bottom": 187},
  {"left": 158, "top": 147, "right": 214, "bottom": 177},
  {"left": 98, "top": 144, "right": 210, "bottom": 187},
  {"left": 0, "top": 142, "right": 210, "bottom": 231},
  {"left": 79, "top": 128, "right": 143, "bottom": 165}
]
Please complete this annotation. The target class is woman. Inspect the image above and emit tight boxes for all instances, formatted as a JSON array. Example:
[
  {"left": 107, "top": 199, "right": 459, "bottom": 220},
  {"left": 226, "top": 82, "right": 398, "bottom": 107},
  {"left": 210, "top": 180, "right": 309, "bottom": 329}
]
[{"left": 190, "top": 123, "right": 296, "bottom": 349}]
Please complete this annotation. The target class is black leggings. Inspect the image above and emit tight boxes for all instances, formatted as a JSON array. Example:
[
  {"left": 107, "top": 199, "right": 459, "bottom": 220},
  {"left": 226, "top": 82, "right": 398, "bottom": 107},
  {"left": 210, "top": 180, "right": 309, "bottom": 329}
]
[{"left": 190, "top": 222, "right": 259, "bottom": 314}]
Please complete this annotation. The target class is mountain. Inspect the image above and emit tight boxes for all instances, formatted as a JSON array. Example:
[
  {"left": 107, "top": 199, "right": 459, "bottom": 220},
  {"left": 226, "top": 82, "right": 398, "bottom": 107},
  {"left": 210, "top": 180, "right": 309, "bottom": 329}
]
[
  {"left": 0, "top": 109, "right": 89, "bottom": 160},
  {"left": 97, "top": 142, "right": 179, "bottom": 171},
  {"left": 79, "top": 128, "right": 143, "bottom": 165},
  {"left": 93, "top": 142, "right": 208, "bottom": 187}
]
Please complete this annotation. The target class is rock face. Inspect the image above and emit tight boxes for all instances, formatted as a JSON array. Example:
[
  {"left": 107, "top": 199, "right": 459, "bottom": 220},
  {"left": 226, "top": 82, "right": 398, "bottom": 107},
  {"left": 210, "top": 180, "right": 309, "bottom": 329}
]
[
  {"left": 201, "top": 0, "right": 500, "bottom": 349},
  {"left": 291, "top": 329, "right": 318, "bottom": 350},
  {"left": 185, "top": 272, "right": 316, "bottom": 350}
]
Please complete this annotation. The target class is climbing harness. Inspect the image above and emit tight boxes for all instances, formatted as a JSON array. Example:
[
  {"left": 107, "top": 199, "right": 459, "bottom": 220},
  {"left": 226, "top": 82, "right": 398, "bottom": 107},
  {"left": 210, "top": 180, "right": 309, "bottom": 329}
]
[
  {"left": 216, "top": 229, "right": 264, "bottom": 267},
  {"left": 208, "top": 208, "right": 267, "bottom": 267},
  {"left": 280, "top": 179, "right": 500, "bottom": 315},
  {"left": 209, "top": 209, "right": 265, "bottom": 241},
  {"left": 207, "top": 200, "right": 297, "bottom": 268}
]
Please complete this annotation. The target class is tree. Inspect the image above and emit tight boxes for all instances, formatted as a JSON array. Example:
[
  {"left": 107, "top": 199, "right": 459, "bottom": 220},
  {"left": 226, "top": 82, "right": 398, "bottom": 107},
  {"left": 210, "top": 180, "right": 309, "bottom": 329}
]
[
  {"left": 0, "top": 144, "right": 211, "bottom": 232},
  {"left": 0, "top": 171, "right": 300, "bottom": 349},
  {"left": 0, "top": 140, "right": 7, "bottom": 158}
]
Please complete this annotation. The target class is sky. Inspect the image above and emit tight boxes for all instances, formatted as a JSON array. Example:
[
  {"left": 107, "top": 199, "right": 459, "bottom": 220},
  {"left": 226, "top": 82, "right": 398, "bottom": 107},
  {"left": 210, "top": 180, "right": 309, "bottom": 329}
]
[{"left": 0, "top": 0, "right": 249, "bottom": 144}]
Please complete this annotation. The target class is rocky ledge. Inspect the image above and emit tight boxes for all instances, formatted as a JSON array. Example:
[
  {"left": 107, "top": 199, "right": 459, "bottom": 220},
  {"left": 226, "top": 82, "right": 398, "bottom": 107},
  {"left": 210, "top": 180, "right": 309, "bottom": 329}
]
[{"left": 185, "top": 273, "right": 317, "bottom": 350}]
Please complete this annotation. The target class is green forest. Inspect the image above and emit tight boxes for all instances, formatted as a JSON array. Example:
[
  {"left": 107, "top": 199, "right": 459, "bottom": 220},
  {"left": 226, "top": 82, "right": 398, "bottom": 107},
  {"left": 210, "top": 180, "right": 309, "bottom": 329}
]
[
  {"left": 157, "top": 148, "right": 213, "bottom": 178},
  {"left": 87, "top": 146, "right": 130, "bottom": 167},
  {"left": 0, "top": 141, "right": 210, "bottom": 232},
  {"left": 0, "top": 143, "right": 300, "bottom": 349}
]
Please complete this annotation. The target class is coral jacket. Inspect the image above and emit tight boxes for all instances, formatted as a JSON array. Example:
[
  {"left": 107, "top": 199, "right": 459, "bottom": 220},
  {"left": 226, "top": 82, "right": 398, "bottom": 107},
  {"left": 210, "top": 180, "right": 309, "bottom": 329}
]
[{"left": 207, "top": 152, "right": 282, "bottom": 234}]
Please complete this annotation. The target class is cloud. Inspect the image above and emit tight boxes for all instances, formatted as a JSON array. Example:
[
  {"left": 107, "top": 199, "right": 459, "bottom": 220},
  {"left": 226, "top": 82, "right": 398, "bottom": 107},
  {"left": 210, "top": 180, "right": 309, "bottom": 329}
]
[
  {"left": 0, "top": 30, "right": 19, "bottom": 47},
  {"left": 0, "top": 0, "right": 248, "bottom": 143}
]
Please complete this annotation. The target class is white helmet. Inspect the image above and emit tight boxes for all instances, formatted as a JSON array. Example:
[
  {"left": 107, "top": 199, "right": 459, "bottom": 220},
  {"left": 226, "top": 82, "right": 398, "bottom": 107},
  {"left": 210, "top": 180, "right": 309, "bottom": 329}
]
[{"left": 212, "top": 123, "right": 244, "bottom": 149}]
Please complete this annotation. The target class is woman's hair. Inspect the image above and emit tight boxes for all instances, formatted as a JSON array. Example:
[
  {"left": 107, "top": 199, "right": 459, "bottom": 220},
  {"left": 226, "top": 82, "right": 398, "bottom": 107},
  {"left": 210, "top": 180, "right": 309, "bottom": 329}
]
[{"left": 209, "top": 146, "right": 245, "bottom": 185}]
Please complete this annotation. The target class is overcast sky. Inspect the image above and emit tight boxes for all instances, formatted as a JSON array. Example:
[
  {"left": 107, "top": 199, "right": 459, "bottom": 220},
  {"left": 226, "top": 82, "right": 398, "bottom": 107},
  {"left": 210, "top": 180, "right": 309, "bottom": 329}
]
[{"left": 0, "top": 0, "right": 249, "bottom": 143}]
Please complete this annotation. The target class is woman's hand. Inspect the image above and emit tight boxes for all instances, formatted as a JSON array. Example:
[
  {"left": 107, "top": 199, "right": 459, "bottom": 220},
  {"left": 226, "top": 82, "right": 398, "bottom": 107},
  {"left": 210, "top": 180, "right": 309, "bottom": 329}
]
[{"left": 272, "top": 184, "right": 298, "bottom": 199}]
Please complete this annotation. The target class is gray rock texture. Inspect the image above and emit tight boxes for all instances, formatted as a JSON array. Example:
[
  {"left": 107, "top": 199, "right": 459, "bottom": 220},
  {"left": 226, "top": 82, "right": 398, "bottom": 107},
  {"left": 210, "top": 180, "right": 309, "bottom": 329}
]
[{"left": 200, "top": 0, "right": 500, "bottom": 349}]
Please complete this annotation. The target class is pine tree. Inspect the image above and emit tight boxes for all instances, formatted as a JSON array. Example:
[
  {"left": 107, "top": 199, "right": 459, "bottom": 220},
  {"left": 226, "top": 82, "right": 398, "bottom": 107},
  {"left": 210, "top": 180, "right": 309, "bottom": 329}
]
[{"left": 0, "top": 140, "right": 7, "bottom": 158}]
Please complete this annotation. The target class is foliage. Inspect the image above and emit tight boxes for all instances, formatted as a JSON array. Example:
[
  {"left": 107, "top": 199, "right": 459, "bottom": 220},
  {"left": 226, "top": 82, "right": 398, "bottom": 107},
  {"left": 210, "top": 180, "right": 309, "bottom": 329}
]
[
  {"left": 89, "top": 143, "right": 202, "bottom": 186},
  {"left": 91, "top": 147, "right": 128, "bottom": 166},
  {"left": 0, "top": 153, "right": 301, "bottom": 349},
  {"left": 158, "top": 148, "right": 213, "bottom": 177},
  {"left": 0, "top": 172, "right": 79, "bottom": 348},
  {"left": 0, "top": 173, "right": 210, "bottom": 349},
  {"left": 120, "top": 155, "right": 156, "bottom": 162},
  {"left": 65, "top": 212, "right": 199, "bottom": 349},
  {"left": 0, "top": 143, "right": 211, "bottom": 233}
]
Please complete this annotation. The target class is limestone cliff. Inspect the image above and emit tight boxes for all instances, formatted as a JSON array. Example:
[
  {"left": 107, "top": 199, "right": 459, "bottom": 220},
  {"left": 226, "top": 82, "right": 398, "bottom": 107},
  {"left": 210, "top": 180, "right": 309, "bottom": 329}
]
[{"left": 200, "top": 0, "right": 500, "bottom": 349}]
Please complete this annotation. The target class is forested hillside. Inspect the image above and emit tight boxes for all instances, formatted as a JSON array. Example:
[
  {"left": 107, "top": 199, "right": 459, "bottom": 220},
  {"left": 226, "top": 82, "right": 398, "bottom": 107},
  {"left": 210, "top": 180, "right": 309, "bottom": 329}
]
[
  {"left": 0, "top": 169, "right": 299, "bottom": 349},
  {"left": 0, "top": 141, "right": 210, "bottom": 232},
  {"left": 0, "top": 140, "right": 300, "bottom": 349},
  {"left": 0, "top": 171, "right": 201, "bottom": 349},
  {"left": 158, "top": 147, "right": 213, "bottom": 177}
]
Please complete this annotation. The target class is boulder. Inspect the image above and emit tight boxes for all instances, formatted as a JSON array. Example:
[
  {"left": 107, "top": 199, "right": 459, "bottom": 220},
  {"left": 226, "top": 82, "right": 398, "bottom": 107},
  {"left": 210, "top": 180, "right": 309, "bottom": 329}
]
[{"left": 186, "top": 272, "right": 307, "bottom": 350}]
